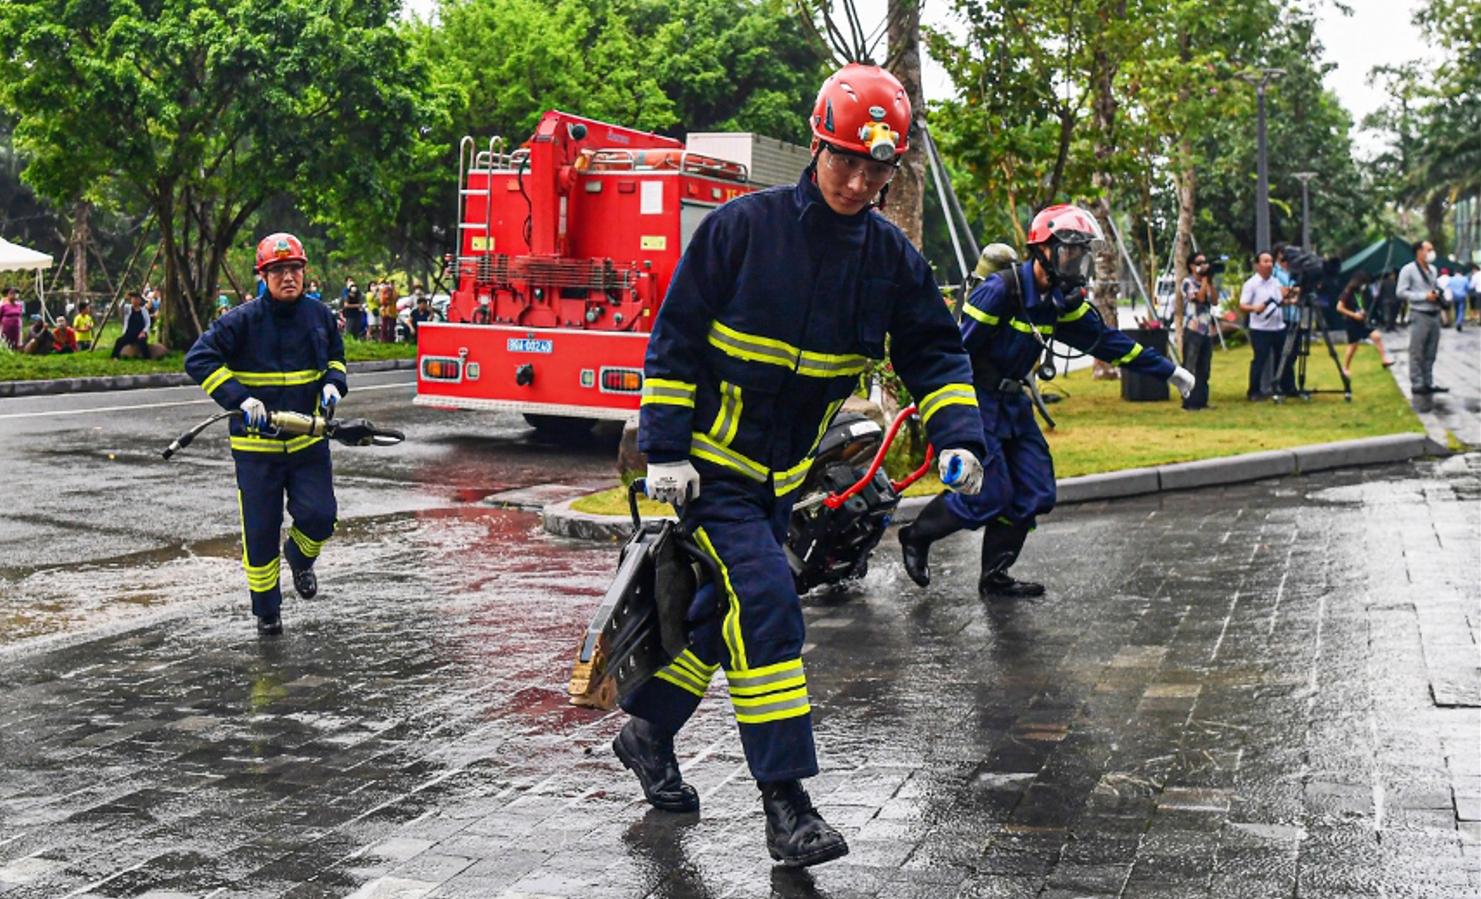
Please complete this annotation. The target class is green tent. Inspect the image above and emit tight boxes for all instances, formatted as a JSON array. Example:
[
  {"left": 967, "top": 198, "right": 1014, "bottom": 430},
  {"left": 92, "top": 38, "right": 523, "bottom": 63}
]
[{"left": 1340, "top": 237, "right": 1414, "bottom": 277}]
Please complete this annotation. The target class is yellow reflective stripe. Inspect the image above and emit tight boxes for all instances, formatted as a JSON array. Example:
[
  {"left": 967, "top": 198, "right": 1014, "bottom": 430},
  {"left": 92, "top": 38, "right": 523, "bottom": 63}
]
[
  {"left": 774, "top": 457, "right": 812, "bottom": 497},
  {"left": 709, "top": 321, "right": 797, "bottom": 368},
  {"left": 708, "top": 321, "right": 867, "bottom": 379},
  {"left": 655, "top": 668, "right": 710, "bottom": 697},
  {"left": 1009, "top": 318, "right": 1054, "bottom": 335},
  {"left": 642, "top": 378, "right": 696, "bottom": 408},
  {"left": 288, "top": 526, "right": 328, "bottom": 560},
  {"left": 917, "top": 383, "right": 978, "bottom": 426},
  {"left": 230, "top": 435, "right": 324, "bottom": 453},
  {"left": 731, "top": 686, "right": 811, "bottom": 724},
  {"left": 327, "top": 360, "right": 347, "bottom": 373},
  {"left": 727, "top": 659, "right": 805, "bottom": 696},
  {"left": 673, "top": 649, "right": 719, "bottom": 680},
  {"left": 807, "top": 398, "right": 847, "bottom": 459},
  {"left": 233, "top": 369, "right": 324, "bottom": 387},
  {"left": 1057, "top": 302, "right": 1092, "bottom": 323},
  {"left": 243, "top": 556, "right": 280, "bottom": 591},
  {"left": 690, "top": 432, "right": 768, "bottom": 482},
  {"left": 1113, "top": 343, "right": 1145, "bottom": 366},
  {"left": 795, "top": 350, "right": 868, "bottom": 378},
  {"left": 963, "top": 304, "right": 999, "bottom": 326},
  {"left": 692, "top": 527, "right": 747, "bottom": 671},
  {"left": 202, "top": 366, "right": 234, "bottom": 394},
  {"left": 708, "top": 381, "right": 743, "bottom": 443}
]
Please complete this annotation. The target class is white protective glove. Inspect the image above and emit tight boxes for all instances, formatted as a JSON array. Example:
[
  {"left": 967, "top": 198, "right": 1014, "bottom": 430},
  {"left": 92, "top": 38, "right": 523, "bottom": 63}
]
[
  {"left": 321, "top": 384, "right": 342, "bottom": 413},
  {"left": 645, "top": 460, "right": 701, "bottom": 506},
  {"left": 239, "top": 397, "right": 268, "bottom": 429},
  {"left": 1169, "top": 365, "right": 1196, "bottom": 399},
  {"left": 938, "top": 448, "right": 984, "bottom": 496}
]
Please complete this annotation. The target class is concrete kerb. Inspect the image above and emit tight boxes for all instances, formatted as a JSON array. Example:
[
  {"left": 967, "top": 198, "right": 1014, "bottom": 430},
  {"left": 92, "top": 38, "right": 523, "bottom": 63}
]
[
  {"left": 0, "top": 358, "right": 415, "bottom": 399},
  {"left": 541, "top": 431, "right": 1445, "bottom": 538}
]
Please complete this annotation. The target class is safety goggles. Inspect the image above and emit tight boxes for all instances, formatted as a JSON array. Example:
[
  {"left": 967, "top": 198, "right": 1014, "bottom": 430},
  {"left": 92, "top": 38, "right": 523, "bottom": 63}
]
[{"left": 822, "top": 144, "right": 897, "bottom": 185}]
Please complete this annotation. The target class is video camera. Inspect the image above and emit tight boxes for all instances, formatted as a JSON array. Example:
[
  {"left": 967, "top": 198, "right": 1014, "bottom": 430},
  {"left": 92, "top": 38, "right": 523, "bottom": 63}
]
[
  {"left": 1195, "top": 255, "right": 1227, "bottom": 277},
  {"left": 1278, "top": 246, "right": 1340, "bottom": 298}
]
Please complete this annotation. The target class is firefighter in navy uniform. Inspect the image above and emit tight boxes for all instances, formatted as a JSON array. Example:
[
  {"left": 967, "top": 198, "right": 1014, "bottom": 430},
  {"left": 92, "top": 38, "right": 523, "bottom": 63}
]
[
  {"left": 898, "top": 205, "right": 1195, "bottom": 597},
  {"left": 615, "top": 63, "right": 988, "bottom": 868},
  {"left": 185, "top": 233, "right": 348, "bottom": 636}
]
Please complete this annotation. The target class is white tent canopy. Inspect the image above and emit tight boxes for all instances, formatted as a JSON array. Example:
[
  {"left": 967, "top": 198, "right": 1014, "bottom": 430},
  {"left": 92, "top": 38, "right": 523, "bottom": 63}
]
[{"left": 0, "top": 236, "right": 52, "bottom": 271}]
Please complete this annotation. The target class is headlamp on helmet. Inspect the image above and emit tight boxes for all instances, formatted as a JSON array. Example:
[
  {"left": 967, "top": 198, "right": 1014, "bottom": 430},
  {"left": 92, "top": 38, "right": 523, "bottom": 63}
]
[{"left": 859, "top": 113, "right": 899, "bottom": 162}]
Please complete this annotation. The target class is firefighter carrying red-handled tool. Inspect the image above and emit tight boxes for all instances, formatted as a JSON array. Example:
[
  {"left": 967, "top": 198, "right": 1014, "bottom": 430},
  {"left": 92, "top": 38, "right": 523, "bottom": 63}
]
[{"left": 610, "top": 63, "right": 988, "bottom": 868}]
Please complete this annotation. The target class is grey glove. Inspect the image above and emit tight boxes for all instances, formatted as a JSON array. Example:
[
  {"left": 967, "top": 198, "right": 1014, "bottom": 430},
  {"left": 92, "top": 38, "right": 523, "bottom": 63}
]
[
  {"left": 645, "top": 460, "right": 700, "bottom": 506},
  {"left": 939, "top": 448, "right": 983, "bottom": 496},
  {"left": 1169, "top": 365, "right": 1196, "bottom": 398}
]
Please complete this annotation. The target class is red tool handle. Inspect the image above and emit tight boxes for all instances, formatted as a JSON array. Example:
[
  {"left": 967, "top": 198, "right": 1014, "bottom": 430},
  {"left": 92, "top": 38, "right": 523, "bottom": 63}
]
[{"left": 822, "top": 405, "right": 935, "bottom": 510}]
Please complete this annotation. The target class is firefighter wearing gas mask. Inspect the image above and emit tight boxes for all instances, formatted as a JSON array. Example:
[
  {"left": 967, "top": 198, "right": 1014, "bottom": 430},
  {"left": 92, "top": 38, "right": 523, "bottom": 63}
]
[
  {"left": 899, "top": 205, "right": 1194, "bottom": 598},
  {"left": 620, "top": 63, "right": 987, "bottom": 868},
  {"left": 184, "top": 233, "right": 348, "bottom": 636}
]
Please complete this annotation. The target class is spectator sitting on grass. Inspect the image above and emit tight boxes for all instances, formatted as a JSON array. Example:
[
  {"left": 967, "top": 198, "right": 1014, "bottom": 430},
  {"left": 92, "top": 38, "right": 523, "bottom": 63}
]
[
  {"left": 111, "top": 291, "right": 151, "bottom": 360},
  {"left": 22, "top": 315, "right": 54, "bottom": 355},
  {"left": 51, "top": 315, "right": 77, "bottom": 354},
  {"left": 72, "top": 300, "right": 94, "bottom": 349}
]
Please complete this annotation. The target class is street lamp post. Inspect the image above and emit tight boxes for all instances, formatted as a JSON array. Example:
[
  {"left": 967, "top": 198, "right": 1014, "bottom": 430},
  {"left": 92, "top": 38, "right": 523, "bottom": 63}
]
[
  {"left": 1293, "top": 171, "right": 1318, "bottom": 251},
  {"left": 1236, "top": 68, "right": 1286, "bottom": 253}
]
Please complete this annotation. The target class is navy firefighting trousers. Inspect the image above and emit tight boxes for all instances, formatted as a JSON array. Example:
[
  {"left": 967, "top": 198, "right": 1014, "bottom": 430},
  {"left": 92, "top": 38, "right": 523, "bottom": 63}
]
[
  {"left": 620, "top": 476, "right": 818, "bottom": 783},
  {"left": 233, "top": 441, "right": 337, "bottom": 618},
  {"left": 944, "top": 402, "right": 1056, "bottom": 531}
]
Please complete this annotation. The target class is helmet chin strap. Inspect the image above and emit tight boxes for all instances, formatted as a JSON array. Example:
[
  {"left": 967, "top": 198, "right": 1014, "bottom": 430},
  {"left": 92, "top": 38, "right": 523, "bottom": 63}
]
[{"left": 874, "top": 181, "right": 890, "bottom": 210}]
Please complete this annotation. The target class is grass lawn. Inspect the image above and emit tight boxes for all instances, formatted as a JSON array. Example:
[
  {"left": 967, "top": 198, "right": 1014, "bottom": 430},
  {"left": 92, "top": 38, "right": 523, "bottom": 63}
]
[
  {"left": 572, "top": 338, "right": 1423, "bottom": 516},
  {"left": 0, "top": 321, "right": 415, "bottom": 382}
]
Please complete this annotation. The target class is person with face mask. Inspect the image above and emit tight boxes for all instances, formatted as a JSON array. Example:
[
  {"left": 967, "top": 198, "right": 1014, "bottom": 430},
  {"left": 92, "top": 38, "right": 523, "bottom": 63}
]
[
  {"left": 898, "top": 205, "right": 1193, "bottom": 600},
  {"left": 1396, "top": 240, "right": 1447, "bottom": 395}
]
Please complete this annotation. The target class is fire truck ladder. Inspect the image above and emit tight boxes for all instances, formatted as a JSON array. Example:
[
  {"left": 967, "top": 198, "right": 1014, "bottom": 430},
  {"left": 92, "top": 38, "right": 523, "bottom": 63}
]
[{"left": 456, "top": 136, "right": 509, "bottom": 270}]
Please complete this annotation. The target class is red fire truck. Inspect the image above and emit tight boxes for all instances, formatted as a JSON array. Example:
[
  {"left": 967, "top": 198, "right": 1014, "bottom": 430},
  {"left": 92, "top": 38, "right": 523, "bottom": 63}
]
[{"left": 415, "top": 111, "right": 809, "bottom": 431}]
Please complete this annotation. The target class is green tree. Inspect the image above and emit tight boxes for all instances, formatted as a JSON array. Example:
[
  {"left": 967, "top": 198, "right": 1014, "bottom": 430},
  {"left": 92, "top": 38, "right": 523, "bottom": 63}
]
[{"left": 0, "top": 0, "right": 434, "bottom": 346}]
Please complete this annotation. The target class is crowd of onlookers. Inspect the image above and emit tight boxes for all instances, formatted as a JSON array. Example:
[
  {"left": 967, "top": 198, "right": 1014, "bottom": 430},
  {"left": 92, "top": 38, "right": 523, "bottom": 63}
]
[{"left": 0, "top": 272, "right": 443, "bottom": 360}]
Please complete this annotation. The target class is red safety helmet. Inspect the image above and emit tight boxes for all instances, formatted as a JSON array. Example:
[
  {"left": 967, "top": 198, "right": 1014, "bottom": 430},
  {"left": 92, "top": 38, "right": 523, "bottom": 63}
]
[
  {"left": 255, "top": 233, "right": 308, "bottom": 272},
  {"left": 810, "top": 63, "right": 910, "bottom": 163},
  {"left": 1026, "top": 204, "right": 1104, "bottom": 287}
]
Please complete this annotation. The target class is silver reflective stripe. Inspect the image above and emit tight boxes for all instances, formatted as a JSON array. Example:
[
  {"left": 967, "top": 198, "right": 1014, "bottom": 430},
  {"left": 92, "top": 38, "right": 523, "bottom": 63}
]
[
  {"left": 728, "top": 666, "right": 804, "bottom": 694},
  {"left": 709, "top": 324, "right": 797, "bottom": 368},
  {"left": 690, "top": 432, "right": 768, "bottom": 481},
  {"left": 709, "top": 381, "right": 742, "bottom": 443},
  {"left": 918, "top": 385, "right": 975, "bottom": 422}
]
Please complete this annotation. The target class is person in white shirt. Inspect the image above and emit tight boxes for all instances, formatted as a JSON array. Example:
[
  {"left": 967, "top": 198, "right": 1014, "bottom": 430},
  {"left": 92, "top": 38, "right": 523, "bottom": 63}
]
[
  {"left": 1238, "top": 251, "right": 1295, "bottom": 400},
  {"left": 1467, "top": 264, "right": 1481, "bottom": 326}
]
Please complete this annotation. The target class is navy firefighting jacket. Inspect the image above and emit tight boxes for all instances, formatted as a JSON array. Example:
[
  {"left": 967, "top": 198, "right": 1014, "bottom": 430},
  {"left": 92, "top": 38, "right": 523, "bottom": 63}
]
[
  {"left": 960, "top": 262, "right": 1175, "bottom": 437},
  {"left": 185, "top": 295, "right": 348, "bottom": 454},
  {"left": 639, "top": 170, "right": 985, "bottom": 496}
]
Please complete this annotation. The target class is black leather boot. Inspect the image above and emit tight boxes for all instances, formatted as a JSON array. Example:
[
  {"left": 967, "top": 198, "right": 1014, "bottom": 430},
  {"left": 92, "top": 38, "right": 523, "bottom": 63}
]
[
  {"left": 612, "top": 718, "right": 699, "bottom": 812},
  {"left": 256, "top": 614, "right": 283, "bottom": 636},
  {"left": 760, "top": 780, "right": 849, "bottom": 867},
  {"left": 283, "top": 540, "right": 318, "bottom": 599},
  {"left": 897, "top": 494, "right": 963, "bottom": 588},
  {"left": 978, "top": 523, "right": 1044, "bottom": 599}
]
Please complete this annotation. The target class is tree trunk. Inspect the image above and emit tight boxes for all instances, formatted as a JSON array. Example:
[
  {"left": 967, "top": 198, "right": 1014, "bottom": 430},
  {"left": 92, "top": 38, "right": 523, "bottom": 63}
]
[
  {"left": 1171, "top": 145, "right": 1197, "bottom": 344},
  {"left": 884, "top": 0, "right": 925, "bottom": 250},
  {"left": 1086, "top": 7, "right": 1124, "bottom": 381},
  {"left": 70, "top": 201, "right": 90, "bottom": 314},
  {"left": 1424, "top": 190, "right": 1448, "bottom": 258}
]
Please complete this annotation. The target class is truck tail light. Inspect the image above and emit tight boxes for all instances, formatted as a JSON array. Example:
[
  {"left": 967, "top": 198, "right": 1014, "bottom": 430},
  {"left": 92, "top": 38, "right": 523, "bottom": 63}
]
[
  {"left": 422, "top": 357, "right": 462, "bottom": 381},
  {"left": 600, "top": 368, "right": 643, "bottom": 393}
]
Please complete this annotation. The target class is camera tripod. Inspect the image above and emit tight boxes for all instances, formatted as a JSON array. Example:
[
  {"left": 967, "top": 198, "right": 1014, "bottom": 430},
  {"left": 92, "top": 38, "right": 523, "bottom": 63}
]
[{"left": 1271, "top": 292, "right": 1352, "bottom": 403}]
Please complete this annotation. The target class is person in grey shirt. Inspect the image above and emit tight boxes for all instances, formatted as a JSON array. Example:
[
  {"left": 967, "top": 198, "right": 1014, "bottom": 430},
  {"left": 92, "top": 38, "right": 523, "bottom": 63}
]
[{"left": 1396, "top": 239, "right": 1448, "bottom": 394}]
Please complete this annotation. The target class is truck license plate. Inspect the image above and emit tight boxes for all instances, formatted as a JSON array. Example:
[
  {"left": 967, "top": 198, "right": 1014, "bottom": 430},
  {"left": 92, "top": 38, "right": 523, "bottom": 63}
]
[{"left": 507, "top": 338, "right": 553, "bottom": 354}]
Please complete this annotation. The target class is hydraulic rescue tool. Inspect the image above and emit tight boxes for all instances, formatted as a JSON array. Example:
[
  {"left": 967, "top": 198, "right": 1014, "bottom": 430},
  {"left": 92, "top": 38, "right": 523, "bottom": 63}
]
[
  {"left": 568, "top": 405, "right": 942, "bottom": 709},
  {"left": 161, "top": 409, "right": 405, "bottom": 460}
]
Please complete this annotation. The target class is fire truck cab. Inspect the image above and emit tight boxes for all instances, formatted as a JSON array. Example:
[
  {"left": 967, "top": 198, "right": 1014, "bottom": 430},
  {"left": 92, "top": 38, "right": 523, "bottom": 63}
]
[{"left": 415, "top": 111, "right": 810, "bottom": 429}]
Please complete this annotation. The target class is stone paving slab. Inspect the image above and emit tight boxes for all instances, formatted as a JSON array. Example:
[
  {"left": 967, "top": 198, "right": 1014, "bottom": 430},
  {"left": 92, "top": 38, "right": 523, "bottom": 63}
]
[{"left": 0, "top": 456, "right": 1477, "bottom": 898}]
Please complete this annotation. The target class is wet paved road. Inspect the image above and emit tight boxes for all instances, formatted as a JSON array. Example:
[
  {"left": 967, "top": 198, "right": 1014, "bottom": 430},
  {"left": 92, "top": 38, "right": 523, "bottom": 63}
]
[
  {"left": 1, "top": 381, "right": 1478, "bottom": 898},
  {"left": 0, "top": 373, "right": 620, "bottom": 644}
]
